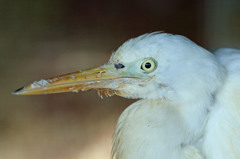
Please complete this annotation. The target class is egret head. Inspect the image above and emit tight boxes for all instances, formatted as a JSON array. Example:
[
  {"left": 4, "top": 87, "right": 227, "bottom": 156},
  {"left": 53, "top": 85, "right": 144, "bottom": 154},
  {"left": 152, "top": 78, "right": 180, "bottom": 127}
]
[{"left": 13, "top": 32, "right": 225, "bottom": 102}]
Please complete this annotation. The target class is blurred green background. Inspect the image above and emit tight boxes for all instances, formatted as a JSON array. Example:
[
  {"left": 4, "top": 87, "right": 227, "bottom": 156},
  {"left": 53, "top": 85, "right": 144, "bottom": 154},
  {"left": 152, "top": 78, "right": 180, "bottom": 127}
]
[{"left": 1, "top": 0, "right": 240, "bottom": 159}]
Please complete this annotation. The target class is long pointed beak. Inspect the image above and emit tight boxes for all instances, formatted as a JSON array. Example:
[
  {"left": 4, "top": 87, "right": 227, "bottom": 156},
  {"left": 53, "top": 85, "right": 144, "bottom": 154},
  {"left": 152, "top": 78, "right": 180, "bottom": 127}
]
[{"left": 12, "top": 64, "right": 133, "bottom": 97}]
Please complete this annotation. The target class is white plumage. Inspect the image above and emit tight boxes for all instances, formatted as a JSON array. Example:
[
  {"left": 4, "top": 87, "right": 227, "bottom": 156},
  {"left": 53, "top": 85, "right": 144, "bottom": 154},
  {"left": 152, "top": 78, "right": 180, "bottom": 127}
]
[
  {"left": 13, "top": 32, "right": 240, "bottom": 159},
  {"left": 203, "top": 48, "right": 240, "bottom": 159}
]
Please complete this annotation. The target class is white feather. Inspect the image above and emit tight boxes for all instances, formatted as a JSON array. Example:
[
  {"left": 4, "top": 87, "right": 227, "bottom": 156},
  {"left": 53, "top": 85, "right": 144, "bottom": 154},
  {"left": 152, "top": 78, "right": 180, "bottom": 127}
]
[
  {"left": 203, "top": 48, "right": 240, "bottom": 159},
  {"left": 110, "top": 33, "right": 227, "bottom": 159}
]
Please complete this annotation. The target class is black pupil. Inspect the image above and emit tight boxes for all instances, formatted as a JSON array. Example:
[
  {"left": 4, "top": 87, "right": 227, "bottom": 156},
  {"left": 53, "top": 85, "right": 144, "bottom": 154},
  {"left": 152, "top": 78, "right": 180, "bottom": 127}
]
[{"left": 145, "top": 62, "right": 151, "bottom": 69}]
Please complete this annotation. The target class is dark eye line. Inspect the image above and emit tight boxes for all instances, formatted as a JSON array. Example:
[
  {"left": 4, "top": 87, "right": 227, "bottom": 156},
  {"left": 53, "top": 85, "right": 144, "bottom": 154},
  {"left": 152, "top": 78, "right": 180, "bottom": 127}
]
[{"left": 114, "top": 63, "right": 125, "bottom": 69}]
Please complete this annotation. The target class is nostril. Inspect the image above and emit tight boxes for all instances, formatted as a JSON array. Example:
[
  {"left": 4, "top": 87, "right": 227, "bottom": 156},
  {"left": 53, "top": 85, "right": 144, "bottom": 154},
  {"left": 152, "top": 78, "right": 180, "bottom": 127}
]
[{"left": 114, "top": 63, "right": 125, "bottom": 69}]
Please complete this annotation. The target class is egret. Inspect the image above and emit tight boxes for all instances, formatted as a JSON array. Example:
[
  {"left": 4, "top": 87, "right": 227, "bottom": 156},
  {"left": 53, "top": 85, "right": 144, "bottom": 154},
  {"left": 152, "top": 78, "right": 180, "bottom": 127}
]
[{"left": 13, "top": 32, "right": 240, "bottom": 159}]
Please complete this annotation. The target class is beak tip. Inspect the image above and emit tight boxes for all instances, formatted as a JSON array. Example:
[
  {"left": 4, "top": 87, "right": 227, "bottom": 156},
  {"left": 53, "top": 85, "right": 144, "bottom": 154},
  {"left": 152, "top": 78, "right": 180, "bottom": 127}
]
[{"left": 12, "top": 87, "right": 25, "bottom": 95}]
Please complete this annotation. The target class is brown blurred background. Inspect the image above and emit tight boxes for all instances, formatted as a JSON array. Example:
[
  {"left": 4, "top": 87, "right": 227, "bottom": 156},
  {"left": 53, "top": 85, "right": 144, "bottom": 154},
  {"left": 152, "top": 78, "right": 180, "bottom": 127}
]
[{"left": 1, "top": 0, "right": 240, "bottom": 159}]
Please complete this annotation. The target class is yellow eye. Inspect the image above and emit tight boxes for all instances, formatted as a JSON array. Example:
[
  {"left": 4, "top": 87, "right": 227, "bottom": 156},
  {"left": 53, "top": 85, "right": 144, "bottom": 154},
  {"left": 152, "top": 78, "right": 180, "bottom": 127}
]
[{"left": 141, "top": 58, "right": 157, "bottom": 73}]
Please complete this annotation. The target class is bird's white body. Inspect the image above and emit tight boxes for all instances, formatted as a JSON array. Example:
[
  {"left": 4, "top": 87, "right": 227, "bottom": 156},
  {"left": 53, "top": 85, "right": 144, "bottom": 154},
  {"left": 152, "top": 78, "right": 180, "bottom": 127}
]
[
  {"left": 203, "top": 48, "right": 240, "bottom": 159},
  {"left": 113, "top": 99, "right": 203, "bottom": 159}
]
